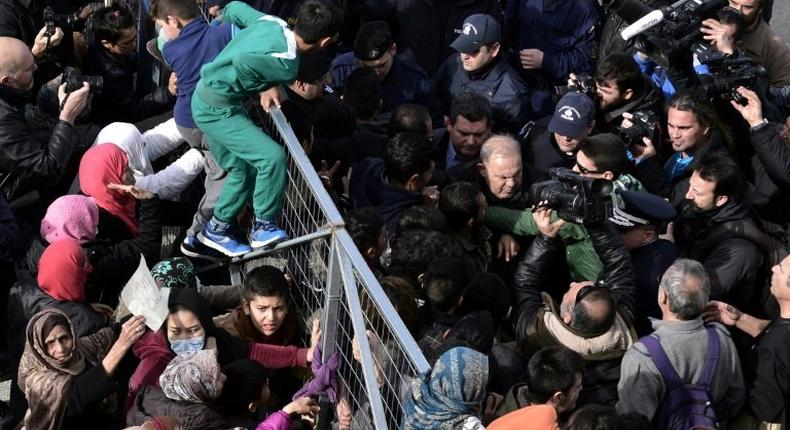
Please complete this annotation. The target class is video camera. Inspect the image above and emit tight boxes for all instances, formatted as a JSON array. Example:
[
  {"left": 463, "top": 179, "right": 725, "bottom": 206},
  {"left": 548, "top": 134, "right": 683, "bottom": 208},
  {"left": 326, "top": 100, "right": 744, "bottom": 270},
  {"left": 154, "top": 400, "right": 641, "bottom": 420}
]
[
  {"left": 42, "top": 6, "right": 77, "bottom": 37},
  {"left": 63, "top": 67, "right": 103, "bottom": 94},
  {"left": 693, "top": 44, "right": 767, "bottom": 105},
  {"left": 603, "top": 0, "right": 732, "bottom": 68},
  {"left": 615, "top": 110, "right": 661, "bottom": 147},
  {"left": 529, "top": 168, "right": 613, "bottom": 225}
]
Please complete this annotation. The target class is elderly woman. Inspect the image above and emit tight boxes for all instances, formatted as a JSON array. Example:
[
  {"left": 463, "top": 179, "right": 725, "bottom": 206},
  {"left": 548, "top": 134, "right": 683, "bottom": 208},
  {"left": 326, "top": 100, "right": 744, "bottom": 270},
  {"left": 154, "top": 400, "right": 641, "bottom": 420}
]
[
  {"left": 401, "top": 346, "right": 490, "bottom": 430},
  {"left": 18, "top": 309, "right": 146, "bottom": 430}
]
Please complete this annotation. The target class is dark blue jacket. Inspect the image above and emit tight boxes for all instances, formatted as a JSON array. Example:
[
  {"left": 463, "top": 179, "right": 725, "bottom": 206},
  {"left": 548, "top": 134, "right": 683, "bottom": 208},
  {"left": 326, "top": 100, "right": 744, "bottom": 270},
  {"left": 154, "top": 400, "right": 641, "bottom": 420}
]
[
  {"left": 363, "top": 0, "right": 504, "bottom": 75},
  {"left": 505, "top": 0, "right": 600, "bottom": 84},
  {"left": 330, "top": 53, "right": 433, "bottom": 119},
  {"left": 349, "top": 157, "right": 422, "bottom": 235},
  {"left": 433, "top": 55, "right": 531, "bottom": 134},
  {"left": 162, "top": 19, "right": 233, "bottom": 129},
  {"left": 630, "top": 239, "right": 679, "bottom": 336}
]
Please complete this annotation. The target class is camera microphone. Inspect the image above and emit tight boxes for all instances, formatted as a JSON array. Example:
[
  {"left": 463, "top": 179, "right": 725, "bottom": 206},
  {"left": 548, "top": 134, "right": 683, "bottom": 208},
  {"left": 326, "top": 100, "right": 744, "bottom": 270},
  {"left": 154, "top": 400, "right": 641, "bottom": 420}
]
[{"left": 621, "top": 9, "right": 665, "bottom": 40}]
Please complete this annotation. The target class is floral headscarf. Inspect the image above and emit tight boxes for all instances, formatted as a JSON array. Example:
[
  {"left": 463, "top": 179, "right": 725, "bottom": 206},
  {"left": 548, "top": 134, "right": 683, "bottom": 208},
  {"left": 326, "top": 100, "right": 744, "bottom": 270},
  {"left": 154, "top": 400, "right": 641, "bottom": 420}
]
[{"left": 159, "top": 347, "right": 222, "bottom": 403}]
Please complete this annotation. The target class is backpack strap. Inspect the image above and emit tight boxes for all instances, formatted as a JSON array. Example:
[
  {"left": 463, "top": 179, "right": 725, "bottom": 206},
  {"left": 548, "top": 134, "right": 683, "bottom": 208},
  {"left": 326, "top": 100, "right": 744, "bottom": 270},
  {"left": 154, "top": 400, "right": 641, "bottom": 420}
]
[
  {"left": 640, "top": 334, "right": 684, "bottom": 389},
  {"left": 697, "top": 325, "right": 720, "bottom": 386}
]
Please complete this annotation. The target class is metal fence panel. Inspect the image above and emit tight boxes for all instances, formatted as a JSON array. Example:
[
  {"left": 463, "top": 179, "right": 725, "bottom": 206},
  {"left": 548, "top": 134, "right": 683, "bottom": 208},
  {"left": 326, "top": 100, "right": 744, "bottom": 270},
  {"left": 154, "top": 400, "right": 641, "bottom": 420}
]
[{"left": 234, "top": 105, "right": 430, "bottom": 429}]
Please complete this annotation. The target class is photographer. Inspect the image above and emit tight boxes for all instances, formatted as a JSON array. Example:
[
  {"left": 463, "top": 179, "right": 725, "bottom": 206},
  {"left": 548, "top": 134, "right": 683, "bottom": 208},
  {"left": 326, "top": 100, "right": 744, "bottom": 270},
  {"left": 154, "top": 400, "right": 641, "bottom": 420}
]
[
  {"left": 592, "top": 54, "right": 663, "bottom": 133},
  {"left": 728, "top": 86, "right": 790, "bottom": 223},
  {"left": 632, "top": 92, "right": 733, "bottom": 204},
  {"left": 510, "top": 202, "right": 637, "bottom": 406},
  {"left": 0, "top": 37, "right": 90, "bottom": 207}
]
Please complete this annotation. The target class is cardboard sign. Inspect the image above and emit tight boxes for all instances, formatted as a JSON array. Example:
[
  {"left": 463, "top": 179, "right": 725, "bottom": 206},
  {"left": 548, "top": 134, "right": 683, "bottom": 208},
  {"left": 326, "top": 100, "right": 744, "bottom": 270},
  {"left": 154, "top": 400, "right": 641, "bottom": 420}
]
[{"left": 121, "top": 256, "right": 170, "bottom": 331}]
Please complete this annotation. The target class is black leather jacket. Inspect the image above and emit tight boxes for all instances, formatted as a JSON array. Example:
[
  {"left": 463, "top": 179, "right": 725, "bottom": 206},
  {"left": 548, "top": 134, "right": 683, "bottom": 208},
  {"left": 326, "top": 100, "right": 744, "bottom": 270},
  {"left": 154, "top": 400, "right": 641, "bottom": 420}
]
[
  {"left": 511, "top": 220, "right": 637, "bottom": 339},
  {"left": 0, "top": 84, "right": 76, "bottom": 200}
]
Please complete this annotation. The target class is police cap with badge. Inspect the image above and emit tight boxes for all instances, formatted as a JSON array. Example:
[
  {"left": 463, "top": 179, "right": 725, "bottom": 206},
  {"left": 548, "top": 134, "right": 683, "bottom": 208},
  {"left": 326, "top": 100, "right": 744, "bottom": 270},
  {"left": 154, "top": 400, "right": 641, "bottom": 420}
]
[{"left": 354, "top": 21, "right": 394, "bottom": 61}]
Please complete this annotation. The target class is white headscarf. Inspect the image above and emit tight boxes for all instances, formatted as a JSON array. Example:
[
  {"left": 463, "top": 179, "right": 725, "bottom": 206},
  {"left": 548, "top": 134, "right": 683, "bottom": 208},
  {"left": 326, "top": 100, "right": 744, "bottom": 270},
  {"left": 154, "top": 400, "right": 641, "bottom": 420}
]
[{"left": 94, "top": 122, "right": 154, "bottom": 179}]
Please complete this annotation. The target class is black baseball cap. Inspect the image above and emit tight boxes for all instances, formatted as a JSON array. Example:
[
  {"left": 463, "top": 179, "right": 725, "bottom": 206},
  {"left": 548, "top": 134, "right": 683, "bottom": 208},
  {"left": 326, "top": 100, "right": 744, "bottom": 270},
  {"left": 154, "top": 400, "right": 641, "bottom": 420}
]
[
  {"left": 450, "top": 14, "right": 501, "bottom": 54},
  {"left": 354, "top": 21, "right": 393, "bottom": 61}
]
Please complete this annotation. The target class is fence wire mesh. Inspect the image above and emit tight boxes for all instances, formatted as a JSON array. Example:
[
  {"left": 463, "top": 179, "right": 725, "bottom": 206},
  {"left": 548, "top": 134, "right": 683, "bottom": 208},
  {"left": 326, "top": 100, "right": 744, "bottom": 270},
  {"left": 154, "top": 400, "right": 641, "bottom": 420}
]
[{"left": 231, "top": 104, "right": 429, "bottom": 429}]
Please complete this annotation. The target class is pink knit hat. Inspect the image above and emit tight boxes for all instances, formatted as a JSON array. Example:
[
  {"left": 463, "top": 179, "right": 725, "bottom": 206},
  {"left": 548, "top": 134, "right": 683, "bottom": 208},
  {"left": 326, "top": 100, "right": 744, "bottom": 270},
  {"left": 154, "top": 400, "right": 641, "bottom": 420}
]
[{"left": 40, "top": 195, "right": 100, "bottom": 245}]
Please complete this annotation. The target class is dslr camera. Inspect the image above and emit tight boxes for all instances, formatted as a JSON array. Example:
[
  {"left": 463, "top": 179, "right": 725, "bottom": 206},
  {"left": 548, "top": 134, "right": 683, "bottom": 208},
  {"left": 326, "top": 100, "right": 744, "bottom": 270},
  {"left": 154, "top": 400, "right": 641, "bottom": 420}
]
[
  {"left": 529, "top": 168, "right": 613, "bottom": 225},
  {"left": 615, "top": 110, "right": 661, "bottom": 147},
  {"left": 62, "top": 67, "right": 103, "bottom": 94},
  {"left": 43, "top": 6, "right": 77, "bottom": 37},
  {"left": 556, "top": 75, "right": 597, "bottom": 100},
  {"left": 694, "top": 44, "right": 766, "bottom": 105}
]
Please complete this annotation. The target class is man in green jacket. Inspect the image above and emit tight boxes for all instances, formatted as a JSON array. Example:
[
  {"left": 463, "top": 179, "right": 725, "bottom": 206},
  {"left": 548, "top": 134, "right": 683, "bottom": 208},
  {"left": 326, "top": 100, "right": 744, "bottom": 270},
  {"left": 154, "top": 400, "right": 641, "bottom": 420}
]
[
  {"left": 485, "top": 133, "right": 645, "bottom": 281},
  {"left": 192, "top": 0, "right": 341, "bottom": 256}
]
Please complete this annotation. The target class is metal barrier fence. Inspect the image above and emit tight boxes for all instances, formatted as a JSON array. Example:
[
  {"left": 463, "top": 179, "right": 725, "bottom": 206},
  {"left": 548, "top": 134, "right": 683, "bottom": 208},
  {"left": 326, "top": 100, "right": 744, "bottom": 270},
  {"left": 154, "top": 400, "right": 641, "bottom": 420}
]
[{"left": 214, "top": 105, "right": 431, "bottom": 429}]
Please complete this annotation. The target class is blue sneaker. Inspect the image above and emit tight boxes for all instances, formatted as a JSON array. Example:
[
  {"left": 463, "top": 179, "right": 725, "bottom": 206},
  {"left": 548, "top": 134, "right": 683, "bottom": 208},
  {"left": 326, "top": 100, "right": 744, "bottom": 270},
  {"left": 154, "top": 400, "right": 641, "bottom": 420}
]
[
  {"left": 250, "top": 220, "right": 288, "bottom": 249},
  {"left": 180, "top": 236, "right": 227, "bottom": 261},
  {"left": 197, "top": 219, "right": 252, "bottom": 257}
]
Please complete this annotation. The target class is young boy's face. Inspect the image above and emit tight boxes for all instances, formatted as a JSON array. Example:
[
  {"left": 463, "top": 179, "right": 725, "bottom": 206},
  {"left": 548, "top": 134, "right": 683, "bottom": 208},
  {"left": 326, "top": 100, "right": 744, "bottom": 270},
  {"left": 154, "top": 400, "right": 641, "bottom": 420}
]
[
  {"left": 156, "top": 17, "right": 181, "bottom": 41},
  {"left": 244, "top": 295, "right": 289, "bottom": 336}
]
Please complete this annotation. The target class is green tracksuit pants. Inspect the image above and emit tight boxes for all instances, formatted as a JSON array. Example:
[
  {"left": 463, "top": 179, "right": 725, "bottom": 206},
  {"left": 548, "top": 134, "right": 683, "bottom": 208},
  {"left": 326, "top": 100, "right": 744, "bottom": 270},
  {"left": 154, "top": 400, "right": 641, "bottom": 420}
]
[{"left": 192, "top": 94, "right": 285, "bottom": 223}]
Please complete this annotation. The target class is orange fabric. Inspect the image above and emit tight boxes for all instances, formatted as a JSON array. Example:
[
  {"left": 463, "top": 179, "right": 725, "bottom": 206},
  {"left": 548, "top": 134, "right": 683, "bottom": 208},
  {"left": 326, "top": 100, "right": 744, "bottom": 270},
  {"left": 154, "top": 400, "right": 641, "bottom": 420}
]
[{"left": 487, "top": 404, "right": 559, "bottom": 430}]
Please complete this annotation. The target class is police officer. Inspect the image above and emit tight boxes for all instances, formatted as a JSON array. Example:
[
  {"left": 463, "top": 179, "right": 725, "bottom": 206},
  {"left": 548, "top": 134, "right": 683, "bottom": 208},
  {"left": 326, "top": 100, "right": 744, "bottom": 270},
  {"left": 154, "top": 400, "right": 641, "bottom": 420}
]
[
  {"left": 505, "top": 0, "right": 601, "bottom": 117},
  {"left": 433, "top": 13, "right": 531, "bottom": 134},
  {"left": 329, "top": 21, "right": 433, "bottom": 122},
  {"left": 610, "top": 189, "right": 679, "bottom": 336}
]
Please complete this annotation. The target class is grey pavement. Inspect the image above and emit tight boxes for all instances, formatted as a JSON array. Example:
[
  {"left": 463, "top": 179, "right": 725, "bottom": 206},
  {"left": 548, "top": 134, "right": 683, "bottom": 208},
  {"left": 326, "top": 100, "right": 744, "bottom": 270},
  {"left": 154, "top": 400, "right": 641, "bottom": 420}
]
[{"left": 773, "top": 0, "right": 790, "bottom": 44}]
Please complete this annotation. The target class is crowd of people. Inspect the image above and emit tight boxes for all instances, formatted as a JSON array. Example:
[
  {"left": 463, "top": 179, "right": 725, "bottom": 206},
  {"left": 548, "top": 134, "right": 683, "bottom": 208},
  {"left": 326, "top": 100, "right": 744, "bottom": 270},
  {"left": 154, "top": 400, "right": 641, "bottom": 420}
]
[{"left": 0, "top": 0, "right": 787, "bottom": 428}]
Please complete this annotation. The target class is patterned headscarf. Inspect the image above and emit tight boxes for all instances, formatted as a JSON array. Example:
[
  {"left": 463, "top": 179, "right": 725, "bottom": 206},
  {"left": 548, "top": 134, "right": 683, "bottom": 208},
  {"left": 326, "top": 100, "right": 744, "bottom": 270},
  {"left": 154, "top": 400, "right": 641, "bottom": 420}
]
[
  {"left": 401, "top": 347, "right": 489, "bottom": 430},
  {"left": 151, "top": 257, "right": 197, "bottom": 289},
  {"left": 159, "top": 348, "right": 222, "bottom": 403}
]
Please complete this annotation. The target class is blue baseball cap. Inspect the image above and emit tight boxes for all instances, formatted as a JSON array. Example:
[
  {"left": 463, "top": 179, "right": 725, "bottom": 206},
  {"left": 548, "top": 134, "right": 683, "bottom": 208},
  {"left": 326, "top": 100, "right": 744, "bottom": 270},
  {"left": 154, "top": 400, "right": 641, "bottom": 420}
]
[
  {"left": 610, "top": 189, "right": 677, "bottom": 227},
  {"left": 451, "top": 14, "right": 501, "bottom": 54},
  {"left": 548, "top": 92, "right": 596, "bottom": 138}
]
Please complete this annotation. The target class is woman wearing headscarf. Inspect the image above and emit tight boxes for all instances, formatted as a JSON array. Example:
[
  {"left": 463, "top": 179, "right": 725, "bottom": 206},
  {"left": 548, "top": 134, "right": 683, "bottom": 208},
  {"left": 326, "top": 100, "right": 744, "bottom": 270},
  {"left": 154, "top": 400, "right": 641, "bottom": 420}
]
[
  {"left": 94, "top": 120, "right": 204, "bottom": 201},
  {"left": 127, "top": 288, "right": 317, "bottom": 415},
  {"left": 16, "top": 178, "right": 161, "bottom": 306},
  {"left": 401, "top": 346, "right": 490, "bottom": 430},
  {"left": 127, "top": 348, "right": 228, "bottom": 429},
  {"left": 18, "top": 309, "right": 146, "bottom": 430}
]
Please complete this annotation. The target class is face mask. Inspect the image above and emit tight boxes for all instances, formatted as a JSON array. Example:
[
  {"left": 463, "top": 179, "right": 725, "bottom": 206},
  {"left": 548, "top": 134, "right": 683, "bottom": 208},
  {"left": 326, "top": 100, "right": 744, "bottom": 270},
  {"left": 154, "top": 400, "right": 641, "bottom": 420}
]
[{"left": 170, "top": 336, "right": 205, "bottom": 355}]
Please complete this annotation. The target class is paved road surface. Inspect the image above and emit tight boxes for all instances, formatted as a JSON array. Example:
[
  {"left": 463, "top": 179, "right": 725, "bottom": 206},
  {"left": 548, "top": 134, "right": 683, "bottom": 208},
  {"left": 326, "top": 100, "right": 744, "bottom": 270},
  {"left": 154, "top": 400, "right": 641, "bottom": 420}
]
[{"left": 773, "top": 0, "right": 790, "bottom": 43}]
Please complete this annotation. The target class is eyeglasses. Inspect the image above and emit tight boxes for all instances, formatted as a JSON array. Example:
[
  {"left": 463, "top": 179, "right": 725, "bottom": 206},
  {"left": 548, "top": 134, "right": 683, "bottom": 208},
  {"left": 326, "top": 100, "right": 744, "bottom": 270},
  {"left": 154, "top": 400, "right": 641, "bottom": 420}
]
[
  {"left": 576, "top": 283, "right": 605, "bottom": 304},
  {"left": 575, "top": 160, "right": 604, "bottom": 175}
]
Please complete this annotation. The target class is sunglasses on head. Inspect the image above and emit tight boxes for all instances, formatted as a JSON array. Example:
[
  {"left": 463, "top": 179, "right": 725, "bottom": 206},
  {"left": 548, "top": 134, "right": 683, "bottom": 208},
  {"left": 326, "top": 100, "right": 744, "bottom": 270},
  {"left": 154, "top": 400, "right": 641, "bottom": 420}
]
[{"left": 576, "top": 283, "right": 605, "bottom": 304}]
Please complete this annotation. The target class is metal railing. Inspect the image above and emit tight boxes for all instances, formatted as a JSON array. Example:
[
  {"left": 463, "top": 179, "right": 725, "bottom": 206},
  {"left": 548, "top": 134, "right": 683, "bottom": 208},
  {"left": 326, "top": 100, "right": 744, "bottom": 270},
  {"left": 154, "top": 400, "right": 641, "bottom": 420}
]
[{"left": 220, "top": 105, "right": 430, "bottom": 429}]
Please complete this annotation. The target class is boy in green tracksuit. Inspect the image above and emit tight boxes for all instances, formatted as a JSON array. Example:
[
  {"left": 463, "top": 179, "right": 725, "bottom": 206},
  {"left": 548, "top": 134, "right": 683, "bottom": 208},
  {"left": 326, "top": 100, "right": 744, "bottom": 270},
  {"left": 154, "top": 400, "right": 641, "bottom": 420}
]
[{"left": 192, "top": 0, "right": 340, "bottom": 257}]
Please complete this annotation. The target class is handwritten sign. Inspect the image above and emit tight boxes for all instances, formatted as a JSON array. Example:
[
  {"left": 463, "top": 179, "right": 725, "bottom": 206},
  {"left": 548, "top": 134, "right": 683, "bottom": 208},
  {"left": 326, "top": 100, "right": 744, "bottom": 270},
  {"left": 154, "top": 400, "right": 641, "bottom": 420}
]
[{"left": 121, "top": 256, "right": 170, "bottom": 331}]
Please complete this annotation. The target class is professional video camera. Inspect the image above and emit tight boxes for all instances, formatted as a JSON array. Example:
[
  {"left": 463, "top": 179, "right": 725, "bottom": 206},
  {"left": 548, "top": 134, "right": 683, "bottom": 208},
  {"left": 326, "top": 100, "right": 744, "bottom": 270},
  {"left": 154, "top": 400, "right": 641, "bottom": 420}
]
[
  {"left": 555, "top": 75, "right": 597, "bottom": 100},
  {"left": 615, "top": 110, "right": 661, "bottom": 147},
  {"left": 62, "top": 67, "right": 103, "bottom": 94},
  {"left": 529, "top": 168, "right": 613, "bottom": 224},
  {"left": 602, "top": 0, "right": 731, "bottom": 68},
  {"left": 693, "top": 44, "right": 767, "bottom": 105},
  {"left": 43, "top": 6, "right": 77, "bottom": 37}
]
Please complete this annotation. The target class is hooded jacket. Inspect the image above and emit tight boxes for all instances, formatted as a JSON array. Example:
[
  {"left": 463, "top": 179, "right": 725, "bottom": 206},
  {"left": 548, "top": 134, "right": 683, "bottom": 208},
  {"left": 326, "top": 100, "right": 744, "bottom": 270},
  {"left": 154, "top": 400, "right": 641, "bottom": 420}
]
[{"left": 675, "top": 186, "right": 765, "bottom": 306}]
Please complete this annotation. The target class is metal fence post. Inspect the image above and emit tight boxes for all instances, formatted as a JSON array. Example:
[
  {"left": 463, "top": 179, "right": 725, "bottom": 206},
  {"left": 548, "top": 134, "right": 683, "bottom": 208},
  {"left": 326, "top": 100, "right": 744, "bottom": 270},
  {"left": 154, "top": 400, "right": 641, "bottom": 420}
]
[
  {"left": 336, "top": 241, "right": 390, "bottom": 428},
  {"left": 317, "top": 234, "right": 343, "bottom": 430}
]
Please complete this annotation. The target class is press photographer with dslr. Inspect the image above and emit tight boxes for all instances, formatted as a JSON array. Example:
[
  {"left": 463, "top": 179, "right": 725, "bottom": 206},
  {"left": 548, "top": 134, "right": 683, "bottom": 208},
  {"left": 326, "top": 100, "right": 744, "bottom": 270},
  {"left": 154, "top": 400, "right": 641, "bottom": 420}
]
[
  {"left": 623, "top": 92, "right": 733, "bottom": 204},
  {"left": 0, "top": 37, "right": 90, "bottom": 209}
]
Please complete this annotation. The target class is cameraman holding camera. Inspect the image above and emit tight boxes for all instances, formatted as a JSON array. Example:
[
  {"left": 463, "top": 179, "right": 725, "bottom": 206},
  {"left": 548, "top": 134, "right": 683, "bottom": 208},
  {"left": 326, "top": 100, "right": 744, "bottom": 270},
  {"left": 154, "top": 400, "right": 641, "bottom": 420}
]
[
  {"left": 0, "top": 37, "right": 90, "bottom": 208},
  {"left": 592, "top": 54, "right": 663, "bottom": 133}
]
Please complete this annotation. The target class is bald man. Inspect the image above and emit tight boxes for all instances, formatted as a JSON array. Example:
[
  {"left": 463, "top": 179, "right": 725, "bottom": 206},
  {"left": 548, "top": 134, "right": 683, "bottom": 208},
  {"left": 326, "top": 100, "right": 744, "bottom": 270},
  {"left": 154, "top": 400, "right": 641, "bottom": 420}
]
[{"left": 0, "top": 37, "right": 90, "bottom": 201}]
